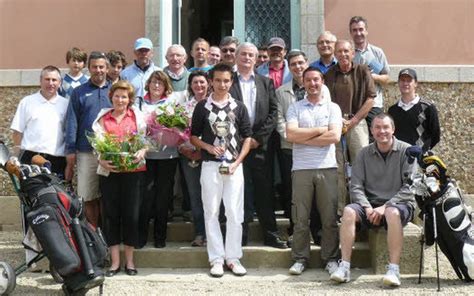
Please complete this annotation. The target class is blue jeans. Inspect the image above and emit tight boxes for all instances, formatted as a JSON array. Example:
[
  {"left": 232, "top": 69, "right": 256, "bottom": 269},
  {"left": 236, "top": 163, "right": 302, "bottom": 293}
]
[{"left": 179, "top": 156, "right": 205, "bottom": 237}]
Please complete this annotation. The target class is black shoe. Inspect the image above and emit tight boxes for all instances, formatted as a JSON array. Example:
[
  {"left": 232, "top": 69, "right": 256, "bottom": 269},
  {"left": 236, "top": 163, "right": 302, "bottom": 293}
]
[
  {"left": 105, "top": 267, "right": 120, "bottom": 277},
  {"left": 264, "top": 232, "right": 288, "bottom": 249},
  {"left": 125, "top": 265, "right": 138, "bottom": 276},
  {"left": 154, "top": 240, "right": 166, "bottom": 248}
]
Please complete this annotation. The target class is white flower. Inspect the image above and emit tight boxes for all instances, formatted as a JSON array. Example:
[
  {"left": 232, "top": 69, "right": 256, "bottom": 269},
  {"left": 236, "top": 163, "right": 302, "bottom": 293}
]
[
  {"left": 165, "top": 104, "right": 175, "bottom": 116},
  {"left": 155, "top": 107, "right": 164, "bottom": 116}
]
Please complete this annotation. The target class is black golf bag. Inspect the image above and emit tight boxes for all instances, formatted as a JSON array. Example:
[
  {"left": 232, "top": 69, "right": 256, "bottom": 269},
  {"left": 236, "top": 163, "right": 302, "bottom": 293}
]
[
  {"left": 20, "top": 173, "right": 108, "bottom": 293},
  {"left": 407, "top": 146, "right": 474, "bottom": 283}
]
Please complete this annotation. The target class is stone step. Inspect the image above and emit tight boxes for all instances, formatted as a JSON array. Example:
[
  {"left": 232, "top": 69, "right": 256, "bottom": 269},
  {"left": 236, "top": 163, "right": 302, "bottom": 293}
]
[
  {"left": 154, "top": 218, "right": 368, "bottom": 243},
  {"left": 129, "top": 242, "right": 372, "bottom": 269}
]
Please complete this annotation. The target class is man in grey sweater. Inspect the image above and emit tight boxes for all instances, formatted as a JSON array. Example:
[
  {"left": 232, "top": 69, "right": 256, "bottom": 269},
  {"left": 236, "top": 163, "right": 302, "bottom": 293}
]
[{"left": 330, "top": 113, "right": 415, "bottom": 287}]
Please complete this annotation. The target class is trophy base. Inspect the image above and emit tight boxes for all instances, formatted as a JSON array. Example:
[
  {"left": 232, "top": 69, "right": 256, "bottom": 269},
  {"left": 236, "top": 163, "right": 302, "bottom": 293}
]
[{"left": 219, "top": 165, "right": 230, "bottom": 175}]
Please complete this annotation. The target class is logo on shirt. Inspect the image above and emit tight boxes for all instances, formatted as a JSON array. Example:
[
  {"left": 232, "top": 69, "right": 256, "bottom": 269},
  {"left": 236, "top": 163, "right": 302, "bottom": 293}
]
[{"left": 85, "top": 93, "right": 92, "bottom": 97}]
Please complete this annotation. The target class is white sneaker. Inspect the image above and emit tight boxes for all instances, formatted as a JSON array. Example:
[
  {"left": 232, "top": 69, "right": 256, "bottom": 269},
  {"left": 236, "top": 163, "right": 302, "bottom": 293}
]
[
  {"left": 227, "top": 260, "right": 247, "bottom": 276},
  {"left": 289, "top": 262, "right": 306, "bottom": 275},
  {"left": 210, "top": 263, "right": 224, "bottom": 277},
  {"left": 383, "top": 265, "right": 401, "bottom": 287},
  {"left": 330, "top": 261, "right": 350, "bottom": 283},
  {"left": 325, "top": 260, "right": 339, "bottom": 274}
]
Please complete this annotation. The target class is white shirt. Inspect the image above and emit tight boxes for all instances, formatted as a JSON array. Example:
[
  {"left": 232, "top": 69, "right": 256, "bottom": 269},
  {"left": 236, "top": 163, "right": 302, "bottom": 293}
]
[
  {"left": 11, "top": 91, "right": 69, "bottom": 156},
  {"left": 286, "top": 95, "right": 342, "bottom": 170},
  {"left": 398, "top": 95, "right": 420, "bottom": 111},
  {"left": 237, "top": 72, "right": 256, "bottom": 126}
]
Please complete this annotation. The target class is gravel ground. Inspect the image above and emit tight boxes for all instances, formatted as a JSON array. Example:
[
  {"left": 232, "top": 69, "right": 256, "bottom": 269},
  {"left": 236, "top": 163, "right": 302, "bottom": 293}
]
[{"left": 1, "top": 231, "right": 472, "bottom": 295}]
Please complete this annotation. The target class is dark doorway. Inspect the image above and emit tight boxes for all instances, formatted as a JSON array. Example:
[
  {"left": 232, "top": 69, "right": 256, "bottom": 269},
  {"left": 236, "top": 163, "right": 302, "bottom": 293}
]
[{"left": 181, "top": 0, "right": 233, "bottom": 66}]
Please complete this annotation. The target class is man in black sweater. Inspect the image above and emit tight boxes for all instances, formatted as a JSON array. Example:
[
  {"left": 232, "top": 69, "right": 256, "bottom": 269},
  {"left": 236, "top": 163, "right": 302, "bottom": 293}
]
[{"left": 388, "top": 68, "right": 440, "bottom": 152}]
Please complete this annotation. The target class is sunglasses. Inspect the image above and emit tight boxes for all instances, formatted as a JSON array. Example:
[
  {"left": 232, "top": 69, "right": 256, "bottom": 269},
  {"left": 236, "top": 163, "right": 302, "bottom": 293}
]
[{"left": 221, "top": 48, "right": 236, "bottom": 53}]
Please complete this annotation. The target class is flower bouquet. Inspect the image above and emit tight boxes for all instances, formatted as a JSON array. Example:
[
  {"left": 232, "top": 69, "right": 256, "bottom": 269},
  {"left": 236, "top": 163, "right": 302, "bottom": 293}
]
[
  {"left": 146, "top": 103, "right": 191, "bottom": 150},
  {"left": 87, "top": 132, "right": 146, "bottom": 171}
]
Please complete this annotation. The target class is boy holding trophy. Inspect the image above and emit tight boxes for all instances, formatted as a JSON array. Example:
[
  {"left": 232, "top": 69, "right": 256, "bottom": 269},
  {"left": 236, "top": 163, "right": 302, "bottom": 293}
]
[{"left": 190, "top": 63, "right": 252, "bottom": 277}]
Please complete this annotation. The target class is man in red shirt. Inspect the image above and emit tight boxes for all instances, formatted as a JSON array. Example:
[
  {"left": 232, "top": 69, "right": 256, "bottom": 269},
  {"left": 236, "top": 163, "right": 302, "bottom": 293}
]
[{"left": 256, "top": 37, "right": 292, "bottom": 89}]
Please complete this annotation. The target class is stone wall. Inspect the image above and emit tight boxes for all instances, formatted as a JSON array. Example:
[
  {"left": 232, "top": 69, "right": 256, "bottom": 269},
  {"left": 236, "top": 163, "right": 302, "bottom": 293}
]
[
  {"left": 0, "top": 83, "right": 472, "bottom": 195},
  {"left": 383, "top": 82, "right": 473, "bottom": 193}
]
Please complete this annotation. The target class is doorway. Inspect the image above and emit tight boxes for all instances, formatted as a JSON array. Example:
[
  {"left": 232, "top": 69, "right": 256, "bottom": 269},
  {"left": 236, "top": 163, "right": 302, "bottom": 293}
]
[{"left": 181, "top": 0, "right": 233, "bottom": 65}]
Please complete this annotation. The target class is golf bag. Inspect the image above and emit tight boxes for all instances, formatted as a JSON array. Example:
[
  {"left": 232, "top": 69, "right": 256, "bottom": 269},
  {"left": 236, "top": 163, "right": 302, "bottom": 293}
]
[
  {"left": 407, "top": 146, "right": 474, "bottom": 282},
  {"left": 19, "top": 170, "right": 108, "bottom": 293}
]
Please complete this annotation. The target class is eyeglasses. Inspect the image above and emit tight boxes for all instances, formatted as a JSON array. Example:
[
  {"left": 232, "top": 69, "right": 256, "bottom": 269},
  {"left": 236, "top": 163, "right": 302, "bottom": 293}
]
[
  {"left": 318, "top": 40, "right": 335, "bottom": 45},
  {"left": 221, "top": 47, "right": 236, "bottom": 53}
]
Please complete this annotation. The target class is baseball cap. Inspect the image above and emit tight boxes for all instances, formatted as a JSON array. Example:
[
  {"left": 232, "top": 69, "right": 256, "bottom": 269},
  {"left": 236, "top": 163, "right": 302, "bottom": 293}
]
[
  {"left": 267, "top": 37, "right": 286, "bottom": 49},
  {"left": 134, "top": 38, "right": 153, "bottom": 50},
  {"left": 398, "top": 68, "right": 417, "bottom": 81}
]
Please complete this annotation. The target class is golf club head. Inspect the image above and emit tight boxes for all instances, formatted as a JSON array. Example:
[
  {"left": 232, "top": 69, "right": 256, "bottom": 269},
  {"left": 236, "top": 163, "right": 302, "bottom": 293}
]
[{"left": 0, "top": 141, "right": 11, "bottom": 169}]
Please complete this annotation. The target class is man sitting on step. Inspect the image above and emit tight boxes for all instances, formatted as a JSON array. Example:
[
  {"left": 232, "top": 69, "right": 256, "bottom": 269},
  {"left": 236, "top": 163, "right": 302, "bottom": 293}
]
[{"left": 330, "top": 113, "right": 415, "bottom": 287}]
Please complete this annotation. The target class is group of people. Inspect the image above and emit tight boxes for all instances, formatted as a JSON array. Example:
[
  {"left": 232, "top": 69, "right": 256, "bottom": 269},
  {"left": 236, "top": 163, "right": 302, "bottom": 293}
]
[{"left": 10, "top": 15, "right": 441, "bottom": 286}]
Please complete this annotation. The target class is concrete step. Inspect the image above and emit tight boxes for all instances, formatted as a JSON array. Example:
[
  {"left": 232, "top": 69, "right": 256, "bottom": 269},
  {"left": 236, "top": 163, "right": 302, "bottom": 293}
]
[
  {"left": 157, "top": 218, "right": 368, "bottom": 243},
  {"left": 129, "top": 242, "right": 372, "bottom": 269}
]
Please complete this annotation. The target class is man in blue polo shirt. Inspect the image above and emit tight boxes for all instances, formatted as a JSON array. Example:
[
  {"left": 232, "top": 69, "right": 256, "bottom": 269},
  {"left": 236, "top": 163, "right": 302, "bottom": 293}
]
[
  {"left": 309, "top": 31, "right": 338, "bottom": 74},
  {"left": 121, "top": 37, "right": 161, "bottom": 97},
  {"left": 286, "top": 66, "right": 342, "bottom": 276},
  {"left": 65, "top": 51, "right": 112, "bottom": 227}
]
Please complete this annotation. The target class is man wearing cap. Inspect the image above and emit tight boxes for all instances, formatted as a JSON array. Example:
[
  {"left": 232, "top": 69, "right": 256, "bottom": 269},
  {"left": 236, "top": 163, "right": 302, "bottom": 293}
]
[
  {"left": 388, "top": 68, "right": 440, "bottom": 152},
  {"left": 229, "top": 42, "right": 286, "bottom": 249},
  {"left": 256, "top": 37, "right": 292, "bottom": 89},
  {"left": 330, "top": 113, "right": 415, "bottom": 287},
  {"left": 11, "top": 65, "right": 68, "bottom": 175},
  {"left": 309, "top": 31, "right": 338, "bottom": 74},
  {"left": 324, "top": 39, "right": 377, "bottom": 214},
  {"left": 121, "top": 37, "right": 161, "bottom": 97},
  {"left": 350, "top": 16, "right": 390, "bottom": 132}
]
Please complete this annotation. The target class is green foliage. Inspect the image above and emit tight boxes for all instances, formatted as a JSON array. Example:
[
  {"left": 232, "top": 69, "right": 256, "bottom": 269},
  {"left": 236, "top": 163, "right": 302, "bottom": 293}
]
[
  {"left": 87, "top": 132, "right": 145, "bottom": 171},
  {"left": 155, "top": 103, "right": 189, "bottom": 130}
]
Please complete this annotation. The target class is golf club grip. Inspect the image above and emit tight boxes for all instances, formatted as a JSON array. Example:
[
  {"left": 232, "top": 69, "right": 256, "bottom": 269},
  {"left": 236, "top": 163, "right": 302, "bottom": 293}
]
[
  {"left": 5, "top": 161, "right": 21, "bottom": 178},
  {"left": 31, "top": 154, "right": 51, "bottom": 167}
]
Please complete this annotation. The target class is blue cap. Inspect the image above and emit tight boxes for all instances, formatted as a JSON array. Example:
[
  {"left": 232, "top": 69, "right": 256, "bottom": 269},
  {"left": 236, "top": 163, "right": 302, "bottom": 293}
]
[{"left": 134, "top": 38, "right": 153, "bottom": 50}]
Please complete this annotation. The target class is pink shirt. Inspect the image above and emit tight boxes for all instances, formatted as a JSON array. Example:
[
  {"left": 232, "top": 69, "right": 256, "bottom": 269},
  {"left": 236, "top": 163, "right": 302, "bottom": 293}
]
[
  {"left": 103, "top": 109, "right": 137, "bottom": 140},
  {"left": 102, "top": 109, "right": 145, "bottom": 172},
  {"left": 269, "top": 64, "right": 284, "bottom": 88}
]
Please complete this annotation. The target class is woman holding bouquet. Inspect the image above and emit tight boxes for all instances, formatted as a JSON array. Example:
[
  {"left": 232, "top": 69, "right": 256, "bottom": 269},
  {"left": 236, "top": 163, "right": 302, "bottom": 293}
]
[
  {"left": 179, "top": 71, "right": 209, "bottom": 246},
  {"left": 92, "top": 80, "right": 147, "bottom": 276},
  {"left": 137, "top": 70, "right": 185, "bottom": 248}
]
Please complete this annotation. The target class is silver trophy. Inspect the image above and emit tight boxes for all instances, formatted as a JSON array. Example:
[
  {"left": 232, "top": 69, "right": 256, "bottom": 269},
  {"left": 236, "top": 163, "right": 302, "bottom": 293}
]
[{"left": 211, "top": 121, "right": 231, "bottom": 174}]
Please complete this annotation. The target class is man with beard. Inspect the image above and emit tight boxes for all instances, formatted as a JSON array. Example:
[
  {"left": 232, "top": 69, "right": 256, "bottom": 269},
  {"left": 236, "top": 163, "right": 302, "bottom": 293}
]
[
  {"left": 65, "top": 51, "right": 112, "bottom": 227},
  {"left": 257, "top": 37, "right": 292, "bottom": 89},
  {"left": 121, "top": 37, "right": 160, "bottom": 97}
]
